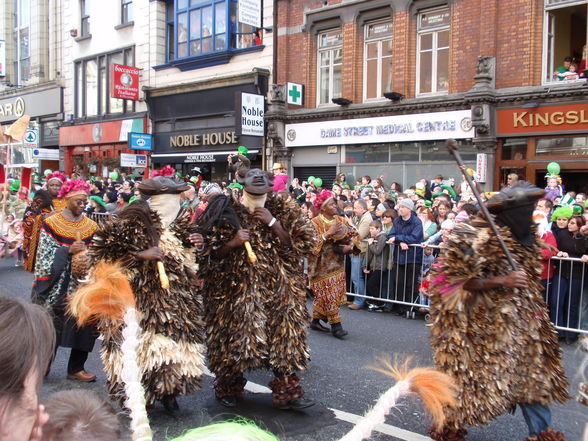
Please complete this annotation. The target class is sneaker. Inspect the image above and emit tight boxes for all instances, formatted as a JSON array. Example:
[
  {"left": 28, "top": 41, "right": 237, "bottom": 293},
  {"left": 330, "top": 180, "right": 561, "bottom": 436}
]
[
  {"left": 348, "top": 304, "right": 363, "bottom": 310},
  {"left": 368, "top": 304, "right": 383, "bottom": 312}
]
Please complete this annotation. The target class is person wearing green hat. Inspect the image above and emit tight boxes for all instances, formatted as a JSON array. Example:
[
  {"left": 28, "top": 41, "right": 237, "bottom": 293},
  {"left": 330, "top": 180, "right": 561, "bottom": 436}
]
[
  {"left": 87, "top": 195, "right": 107, "bottom": 215},
  {"left": 3, "top": 179, "right": 27, "bottom": 219}
]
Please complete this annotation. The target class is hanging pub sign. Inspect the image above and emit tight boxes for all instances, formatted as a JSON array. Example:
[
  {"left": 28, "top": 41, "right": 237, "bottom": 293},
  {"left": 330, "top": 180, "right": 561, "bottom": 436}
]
[{"left": 110, "top": 64, "right": 140, "bottom": 101}]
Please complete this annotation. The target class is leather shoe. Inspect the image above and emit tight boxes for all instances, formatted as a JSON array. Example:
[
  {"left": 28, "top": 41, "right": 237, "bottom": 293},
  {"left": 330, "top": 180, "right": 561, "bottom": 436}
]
[
  {"left": 218, "top": 395, "right": 237, "bottom": 408},
  {"left": 310, "top": 321, "right": 330, "bottom": 332},
  {"left": 276, "top": 397, "right": 316, "bottom": 410},
  {"left": 332, "top": 328, "right": 348, "bottom": 339},
  {"left": 67, "top": 370, "right": 97, "bottom": 382},
  {"left": 348, "top": 304, "right": 363, "bottom": 310}
]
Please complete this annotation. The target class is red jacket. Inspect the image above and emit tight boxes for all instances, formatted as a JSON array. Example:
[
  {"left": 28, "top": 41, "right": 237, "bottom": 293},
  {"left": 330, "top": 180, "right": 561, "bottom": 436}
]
[{"left": 540, "top": 231, "right": 558, "bottom": 280}]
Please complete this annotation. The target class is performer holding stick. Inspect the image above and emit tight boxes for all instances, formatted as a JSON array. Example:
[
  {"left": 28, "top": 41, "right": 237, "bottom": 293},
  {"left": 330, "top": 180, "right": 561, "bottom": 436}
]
[
  {"left": 196, "top": 160, "right": 317, "bottom": 409},
  {"left": 427, "top": 140, "right": 568, "bottom": 441}
]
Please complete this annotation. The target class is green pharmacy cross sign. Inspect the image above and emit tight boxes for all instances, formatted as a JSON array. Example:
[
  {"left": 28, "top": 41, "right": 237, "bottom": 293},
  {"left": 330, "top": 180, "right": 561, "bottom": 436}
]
[{"left": 287, "top": 82, "right": 303, "bottom": 106}]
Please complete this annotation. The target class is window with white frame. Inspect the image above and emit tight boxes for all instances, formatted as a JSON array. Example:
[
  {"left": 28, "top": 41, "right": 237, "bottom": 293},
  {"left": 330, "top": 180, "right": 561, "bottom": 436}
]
[
  {"left": 363, "top": 19, "right": 393, "bottom": 101},
  {"left": 74, "top": 47, "right": 135, "bottom": 118},
  {"left": 80, "top": 0, "right": 91, "bottom": 37},
  {"left": 13, "top": 0, "right": 30, "bottom": 84},
  {"left": 416, "top": 7, "right": 450, "bottom": 95},
  {"left": 543, "top": 0, "right": 587, "bottom": 83},
  {"left": 317, "top": 29, "right": 343, "bottom": 105}
]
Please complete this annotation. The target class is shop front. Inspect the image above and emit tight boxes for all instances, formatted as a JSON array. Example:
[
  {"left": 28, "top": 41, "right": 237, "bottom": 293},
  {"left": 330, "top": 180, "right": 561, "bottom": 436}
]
[
  {"left": 59, "top": 117, "right": 149, "bottom": 177},
  {"left": 284, "top": 109, "right": 477, "bottom": 189},
  {"left": 145, "top": 71, "right": 268, "bottom": 182},
  {"left": 496, "top": 102, "right": 588, "bottom": 192},
  {"left": 0, "top": 86, "right": 63, "bottom": 173}
]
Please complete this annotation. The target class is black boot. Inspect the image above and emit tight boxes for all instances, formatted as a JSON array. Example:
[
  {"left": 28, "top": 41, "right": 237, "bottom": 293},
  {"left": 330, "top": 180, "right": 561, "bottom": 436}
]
[
  {"left": 331, "top": 322, "right": 348, "bottom": 339},
  {"left": 310, "top": 319, "right": 330, "bottom": 332}
]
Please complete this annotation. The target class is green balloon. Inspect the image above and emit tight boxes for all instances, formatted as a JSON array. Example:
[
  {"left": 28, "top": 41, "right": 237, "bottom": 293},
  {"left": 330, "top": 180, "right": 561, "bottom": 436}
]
[
  {"left": 109, "top": 171, "right": 119, "bottom": 180},
  {"left": 308, "top": 176, "right": 315, "bottom": 184},
  {"left": 314, "top": 177, "right": 323, "bottom": 187},
  {"left": 547, "top": 162, "right": 560, "bottom": 176},
  {"left": 44, "top": 169, "right": 52, "bottom": 176}
]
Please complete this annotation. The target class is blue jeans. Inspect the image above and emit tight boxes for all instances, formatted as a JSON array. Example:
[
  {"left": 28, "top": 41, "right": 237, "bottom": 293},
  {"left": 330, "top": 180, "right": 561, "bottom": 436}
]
[
  {"left": 520, "top": 403, "right": 551, "bottom": 437},
  {"left": 350, "top": 256, "right": 366, "bottom": 306}
]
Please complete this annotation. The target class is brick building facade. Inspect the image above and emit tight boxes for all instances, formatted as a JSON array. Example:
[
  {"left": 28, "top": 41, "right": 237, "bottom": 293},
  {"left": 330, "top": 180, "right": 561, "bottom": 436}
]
[{"left": 267, "top": 0, "right": 588, "bottom": 192}]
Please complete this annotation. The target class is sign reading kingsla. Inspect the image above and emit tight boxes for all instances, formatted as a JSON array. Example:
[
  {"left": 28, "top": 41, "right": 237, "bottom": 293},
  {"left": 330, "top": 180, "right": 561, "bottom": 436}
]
[{"left": 241, "top": 92, "right": 264, "bottom": 137}]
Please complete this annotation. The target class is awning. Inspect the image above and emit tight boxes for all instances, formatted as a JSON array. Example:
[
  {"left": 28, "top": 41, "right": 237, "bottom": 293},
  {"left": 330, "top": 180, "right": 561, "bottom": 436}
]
[{"left": 151, "top": 150, "right": 259, "bottom": 164}]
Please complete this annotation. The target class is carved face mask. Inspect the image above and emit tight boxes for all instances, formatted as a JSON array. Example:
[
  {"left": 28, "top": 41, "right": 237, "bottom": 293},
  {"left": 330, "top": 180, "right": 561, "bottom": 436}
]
[{"left": 242, "top": 168, "right": 274, "bottom": 195}]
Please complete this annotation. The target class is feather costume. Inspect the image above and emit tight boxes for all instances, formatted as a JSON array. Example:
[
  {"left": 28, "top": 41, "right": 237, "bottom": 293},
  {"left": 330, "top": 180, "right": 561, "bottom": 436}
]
[
  {"left": 88, "top": 210, "right": 205, "bottom": 406},
  {"left": 197, "top": 194, "right": 316, "bottom": 380},
  {"left": 428, "top": 218, "right": 569, "bottom": 431}
]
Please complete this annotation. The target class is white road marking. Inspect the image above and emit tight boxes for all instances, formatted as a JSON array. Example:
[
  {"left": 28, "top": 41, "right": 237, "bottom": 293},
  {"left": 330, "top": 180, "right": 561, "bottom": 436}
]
[{"left": 203, "top": 367, "right": 433, "bottom": 441}]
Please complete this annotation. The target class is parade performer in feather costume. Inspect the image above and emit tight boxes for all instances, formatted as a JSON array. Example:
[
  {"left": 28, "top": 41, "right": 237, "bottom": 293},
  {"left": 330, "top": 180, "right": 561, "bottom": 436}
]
[
  {"left": 86, "top": 171, "right": 206, "bottom": 412},
  {"left": 428, "top": 181, "right": 569, "bottom": 441},
  {"left": 33, "top": 179, "right": 98, "bottom": 382},
  {"left": 196, "top": 159, "right": 316, "bottom": 409}
]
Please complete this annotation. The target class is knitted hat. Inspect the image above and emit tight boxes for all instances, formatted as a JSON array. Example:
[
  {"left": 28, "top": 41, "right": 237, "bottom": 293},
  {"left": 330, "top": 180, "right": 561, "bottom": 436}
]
[
  {"left": 398, "top": 198, "right": 414, "bottom": 211},
  {"left": 551, "top": 206, "right": 573, "bottom": 222}
]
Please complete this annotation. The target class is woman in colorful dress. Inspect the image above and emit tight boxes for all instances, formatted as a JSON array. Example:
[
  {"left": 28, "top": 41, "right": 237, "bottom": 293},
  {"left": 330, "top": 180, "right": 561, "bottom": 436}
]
[
  {"left": 308, "top": 190, "right": 357, "bottom": 339},
  {"left": 23, "top": 171, "right": 67, "bottom": 272},
  {"left": 34, "top": 179, "right": 98, "bottom": 382}
]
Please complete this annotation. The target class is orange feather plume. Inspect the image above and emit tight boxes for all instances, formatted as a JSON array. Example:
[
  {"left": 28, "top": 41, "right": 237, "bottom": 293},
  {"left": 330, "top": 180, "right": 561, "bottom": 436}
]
[
  {"left": 369, "top": 357, "right": 457, "bottom": 431},
  {"left": 69, "top": 261, "right": 136, "bottom": 327}
]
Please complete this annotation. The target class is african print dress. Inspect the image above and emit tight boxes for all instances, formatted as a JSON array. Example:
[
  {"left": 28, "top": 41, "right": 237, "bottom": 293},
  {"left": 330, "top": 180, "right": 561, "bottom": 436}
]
[
  {"left": 308, "top": 215, "right": 356, "bottom": 324},
  {"left": 34, "top": 212, "right": 97, "bottom": 352},
  {"left": 23, "top": 196, "right": 66, "bottom": 272}
]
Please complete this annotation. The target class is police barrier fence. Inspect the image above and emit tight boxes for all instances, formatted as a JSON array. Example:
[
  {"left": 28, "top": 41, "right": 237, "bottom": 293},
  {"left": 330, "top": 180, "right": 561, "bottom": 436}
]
[{"left": 344, "top": 243, "right": 588, "bottom": 336}]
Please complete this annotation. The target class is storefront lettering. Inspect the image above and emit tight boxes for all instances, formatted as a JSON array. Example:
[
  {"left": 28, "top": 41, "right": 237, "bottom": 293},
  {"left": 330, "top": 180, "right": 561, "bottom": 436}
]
[
  {"left": 170, "top": 131, "right": 237, "bottom": 147},
  {"left": 320, "top": 120, "right": 457, "bottom": 139},
  {"left": 513, "top": 110, "right": 588, "bottom": 128},
  {"left": 0, "top": 97, "right": 25, "bottom": 118}
]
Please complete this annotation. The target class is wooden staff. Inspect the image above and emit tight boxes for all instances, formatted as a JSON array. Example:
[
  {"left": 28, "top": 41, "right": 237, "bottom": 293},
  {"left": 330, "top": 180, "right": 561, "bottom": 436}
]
[{"left": 446, "top": 139, "right": 519, "bottom": 271}]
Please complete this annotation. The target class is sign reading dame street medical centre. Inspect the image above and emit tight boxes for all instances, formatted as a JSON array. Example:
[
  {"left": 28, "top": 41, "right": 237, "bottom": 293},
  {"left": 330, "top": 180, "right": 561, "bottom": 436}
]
[{"left": 285, "top": 110, "right": 473, "bottom": 147}]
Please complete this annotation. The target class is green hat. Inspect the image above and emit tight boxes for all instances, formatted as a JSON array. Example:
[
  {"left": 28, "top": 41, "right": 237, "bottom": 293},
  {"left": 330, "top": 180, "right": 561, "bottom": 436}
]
[
  {"left": 238, "top": 145, "right": 249, "bottom": 155},
  {"left": 129, "top": 196, "right": 139, "bottom": 204},
  {"left": 9, "top": 180, "right": 20, "bottom": 192},
  {"left": 551, "top": 206, "right": 573, "bottom": 222},
  {"left": 424, "top": 200, "right": 432, "bottom": 208},
  {"left": 89, "top": 195, "right": 107, "bottom": 208},
  {"left": 573, "top": 205, "right": 582, "bottom": 216},
  {"left": 228, "top": 182, "right": 244, "bottom": 189}
]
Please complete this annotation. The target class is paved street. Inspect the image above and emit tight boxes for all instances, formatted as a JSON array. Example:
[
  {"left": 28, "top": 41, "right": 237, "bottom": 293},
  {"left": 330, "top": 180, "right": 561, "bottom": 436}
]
[{"left": 1, "top": 255, "right": 586, "bottom": 441}]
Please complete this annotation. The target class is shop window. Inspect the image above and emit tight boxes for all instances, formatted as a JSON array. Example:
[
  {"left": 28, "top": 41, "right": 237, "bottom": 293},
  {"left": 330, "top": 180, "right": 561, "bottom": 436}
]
[
  {"left": 344, "top": 144, "right": 390, "bottom": 163},
  {"left": 167, "top": 0, "right": 263, "bottom": 66},
  {"left": 416, "top": 7, "right": 450, "bottom": 95},
  {"left": 363, "top": 19, "right": 393, "bottom": 101},
  {"left": 317, "top": 29, "right": 343, "bottom": 106},
  {"left": 536, "top": 136, "right": 588, "bottom": 156},
  {"left": 502, "top": 138, "right": 528, "bottom": 160},
  {"left": 80, "top": 0, "right": 91, "bottom": 37},
  {"left": 543, "top": 0, "right": 587, "bottom": 83},
  {"left": 121, "top": 0, "right": 133, "bottom": 24},
  {"left": 74, "top": 47, "right": 136, "bottom": 118}
]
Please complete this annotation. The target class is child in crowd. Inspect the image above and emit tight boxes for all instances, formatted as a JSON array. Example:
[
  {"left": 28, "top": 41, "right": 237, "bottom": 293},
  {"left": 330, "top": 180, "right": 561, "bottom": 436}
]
[
  {"left": 545, "top": 175, "right": 564, "bottom": 201},
  {"left": 42, "top": 389, "right": 121, "bottom": 441},
  {"left": 364, "top": 220, "right": 388, "bottom": 312},
  {"left": 557, "top": 63, "right": 580, "bottom": 80}
]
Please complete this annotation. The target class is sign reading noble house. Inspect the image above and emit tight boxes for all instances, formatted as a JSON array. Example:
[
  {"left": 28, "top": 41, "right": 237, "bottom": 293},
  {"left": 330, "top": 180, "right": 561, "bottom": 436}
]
[
  {"left": 110, "top": 64, "right": 140, "bottom": 101},
  {"left": 285, "top": 110, "right": 473, "bottom": 147},
  {"left": 241, "top": 92, "right": 264, "bottom": 137}
]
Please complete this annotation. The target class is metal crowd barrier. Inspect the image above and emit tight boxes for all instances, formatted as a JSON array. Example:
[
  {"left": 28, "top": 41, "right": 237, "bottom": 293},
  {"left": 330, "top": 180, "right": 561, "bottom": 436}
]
[
  {"left": 344, "top": 243, "right": 588, "bottom": 335},
  {"left": 86, "top": 212, "right": 115, "bottom": 224}
]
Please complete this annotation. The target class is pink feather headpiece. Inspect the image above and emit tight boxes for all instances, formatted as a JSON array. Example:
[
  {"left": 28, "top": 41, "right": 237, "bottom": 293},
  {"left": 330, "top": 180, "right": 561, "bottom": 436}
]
[
  {"left": 150, "top": 166, "right": 176, "bottom": 178},
  {"left": 46, "top": 171, "right": 67, "bottom": 184},
  {"left": 58, "top": 179, "right": 90, "bottom": 198},
  {"left": 313, "top": 190, "right": 334, "bottom": 211}
]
